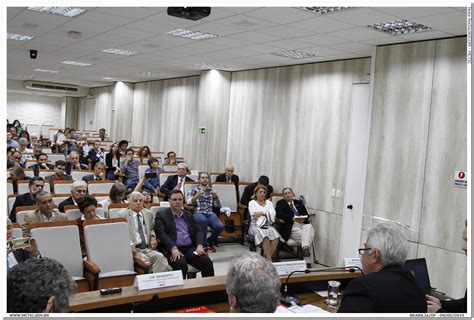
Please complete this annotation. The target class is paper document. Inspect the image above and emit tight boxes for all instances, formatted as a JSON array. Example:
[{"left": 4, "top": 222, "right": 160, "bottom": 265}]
[{"left": 288, "top": 304, "right": 329, "bottom": 313}]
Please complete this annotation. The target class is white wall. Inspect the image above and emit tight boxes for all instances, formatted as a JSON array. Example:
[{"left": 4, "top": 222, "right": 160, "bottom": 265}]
[{"left": 7, "top": 93, "right": 63, "bottom": 127}]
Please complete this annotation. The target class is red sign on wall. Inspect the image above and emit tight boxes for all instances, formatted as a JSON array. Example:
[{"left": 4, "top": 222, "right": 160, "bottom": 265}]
[{"left": 454, "top": 170, "right": 467, "bottom": 188}]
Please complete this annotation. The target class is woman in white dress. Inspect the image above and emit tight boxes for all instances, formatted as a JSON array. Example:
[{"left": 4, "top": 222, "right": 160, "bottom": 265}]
[{"left": 248, "top": 184, "right": 281, "bottom": 261}]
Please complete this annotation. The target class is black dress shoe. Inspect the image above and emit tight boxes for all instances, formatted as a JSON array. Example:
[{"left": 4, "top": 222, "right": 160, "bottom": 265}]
[{"left": 281, "top": 244, "right": 294, "bottom": 253}]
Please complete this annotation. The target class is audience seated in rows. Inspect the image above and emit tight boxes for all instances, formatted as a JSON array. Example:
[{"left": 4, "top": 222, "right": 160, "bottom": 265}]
[
  {"left": 160, "top": 163, "right": 194, "bottom": 200},
  {"left": 226, "top": 252, "right": 280, "bottom": 313},
  {"left": 17, "top": 137, "right": 32, "bottom": 154},
  {"left": 45, "top": 160, "right": 72, "bottom": 193},
  {"left": 215, "top": 164, "right": 239, "bottom": 188},
  {"left": 338, "top": 224, "right": 427, "bottom": 313},
  {"left": 10, "top": 177, "right": 45, "bottom": 222},
  {"left": 21, "top": 192, "right": 67, "bottom": 238},
  {"left": 58, "top": 180, "right": 88, "bottom": 213},
  {"left": 248, "top": 184, "right": 281, "bottom": 261},
  {"left": 155, "top": 189, "right": 214, "bottom": 279},
  {"left": 7, "top": 257, "right": 75, "bottom": 313},
  {"left": 186, "top": 172, "right": 224, "bottom": 253},
  {"left": 118, "top": 191, "right": 171, "bottom": 274}
]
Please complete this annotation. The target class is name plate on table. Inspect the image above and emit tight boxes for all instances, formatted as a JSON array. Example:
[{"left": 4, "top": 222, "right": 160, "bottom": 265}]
[
  {"left": 343, "top": 257, "right": 362, "bottom": 269},
  {"left": 273, "top": 260, "right": 307, "bottom": 276},
  {"left": 133, "top": 270, "right": 183, "bottom": 291}
]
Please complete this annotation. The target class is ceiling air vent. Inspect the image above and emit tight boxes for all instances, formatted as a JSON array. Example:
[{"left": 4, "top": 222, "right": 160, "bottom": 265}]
[{"left": 24, "top": 81, "right": 79, "bottom": 93}]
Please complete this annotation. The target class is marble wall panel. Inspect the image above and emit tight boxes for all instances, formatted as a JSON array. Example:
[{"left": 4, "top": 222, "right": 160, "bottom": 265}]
[
  {"left": 227, "top": 58, "right": 370, "bottom": 213},
  {"left": 364, "top": 41, "right": 436, "bottom": 240},
  {"left": 419, "top": 37, "right": 467, "bottom": 251},
  {"left": 310, "top": 209, "right": 343, "bottom": 267},
  {"left": 417, "top": 243, "right": 467, "bottom": 298}
]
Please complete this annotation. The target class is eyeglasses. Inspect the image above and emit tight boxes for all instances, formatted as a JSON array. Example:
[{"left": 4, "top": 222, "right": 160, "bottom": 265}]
[{"left": 358, "top": 248, "right": 373, "bottom": 255}]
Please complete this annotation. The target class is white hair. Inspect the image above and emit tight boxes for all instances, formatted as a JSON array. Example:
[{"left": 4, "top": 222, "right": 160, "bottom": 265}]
[
  {"left": 366, "top": 224, "right": 408, "bottom": 266},
  {"left": 71, "top": 180, "right": 87, "bottom": 191},
  {"left": 128, "top": 191, "right": 143, "bottom": 202}
]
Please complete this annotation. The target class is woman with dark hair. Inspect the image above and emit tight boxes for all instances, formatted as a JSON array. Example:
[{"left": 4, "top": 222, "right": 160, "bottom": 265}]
[
  {"left": 20, "top": 130, "right": 30, "bottom": 142},
  {"left": 141, "top": 188, "right": 155, "bottom": 209},
  {"left": 137, "top": 146, "right": 151, "bottom": 163},
  {"left": 12, "top": 120, "right": 24, "bottom": 136},
  {"left": 8, "top": 166, "right": 28, "bottom": 194},
  {"left": 105, "top": 142, "right": 121, "bottom": 180},
  {"left": 76, "top": 195, "right": 102, "bottom": 256},
  {"left": 118, "top": 140, "right": 128, "bottom": 156},
  {"left": 98, "top": 182, "right": 127, "bottom": 215},
  {"left": 143, "top": 157, "right": 162, "bottom": 192}
]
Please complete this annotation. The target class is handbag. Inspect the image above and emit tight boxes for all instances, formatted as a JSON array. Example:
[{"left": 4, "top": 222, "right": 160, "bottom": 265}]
[{"left": 256, "top": 215, "right": 267, "bottom": 228}]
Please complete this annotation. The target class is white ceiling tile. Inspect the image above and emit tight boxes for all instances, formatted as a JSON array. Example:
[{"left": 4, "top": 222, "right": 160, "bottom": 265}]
[
  {"left": 178, "top": 42, "right": 229, "bottom": 54},
  {"left": 228, "top": 31, "right": 283, "bottom": 43},
  {"left": 414, "top": 12, "right": 467, "bottom": 30},
  {"left": 238, "top": 44, "right": 286, "bottom": 54},
  {"left": 188, "top": 21, "right": 245, "bottom": 36},
  {"left": 216, "top": 14, "right": 277, "bottom": 30},
  {"left": 328, "top": 42, "right": 374, "bottom": 53},
  {"left": 94, "top": 7, "right": 157, "bottom": 19},
  {"left": 360, "top": 36, "right": 409, "bottom": 46},
  {"left": 220, "top": 7, "right": 262, "bottom": 14},
  {"left": 373, "top": 7, "right": 457, "bottom": 19},
  {"left": 263, "top": 38, "right": 317, "bottom": 50},
  {"left": 137, "top": 11, "right": 201, "bottom": 28},
  {"left": 296, "top": 33, "right": 349, "bottom": 46},
  {"left": 288, "top": 16, "right": 356, "bottom": 33},
  {"left": 74, "top": 11, "right": 136, "bottom": 26},
  {"left": 203, "top": 36, "right": 252, "bottom": 48},
  {"left": 9, "top": 10, "right": 71, "bottom": 29},
  {"left": 331, "top": 8, "right": 400, "bottom": 26},
  {"left": 398, "top": 30, "right": 453, "bottom": 41},
  {"left": 8, "top": 7, "right": 24, "bottom": 21},
  {"left": 243, "top": 7, "right": 316, "bottom": 24},
  {"left": 296, "top": 45, "right": 348, "bottom": 56},
  {"left": 256, "top": 25, "right": 315, "bottom": 38},
  {"left": 327, "top": 27, "right": 392, "bottom": 41},
  {"left": 444, "top": 27, "right": 467, "bottom": 36}
]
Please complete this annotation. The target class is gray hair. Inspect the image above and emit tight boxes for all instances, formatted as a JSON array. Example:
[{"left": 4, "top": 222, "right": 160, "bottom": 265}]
[
  {"left": 128, "top": 191, "right": 143, "bottom": 202},
  {"left": 69, "top": 151, "right": 79, "bottom": 158},
  {"left": 7, "top": 257, "right": 76, "bottom": 313},
  {"left": 18, "top": 137, "right": 28, "bottom": 145},
  {"left": 71, "top": 180, "right": 87, "bottom": 191},
  {"left": 177, "top": 163, "right": 187, "bottom": 170},
  {"left": 366, "top": 223, "right": 408, "bottom": 266},
  {"left": 226, "top": 253, "right": 281, "bottom": 313}
]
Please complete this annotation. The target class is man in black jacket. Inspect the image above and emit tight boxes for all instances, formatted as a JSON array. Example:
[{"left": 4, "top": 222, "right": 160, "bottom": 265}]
[
  {"left": 338, "top": 224, "right": 427, "bottom": 313},
  {"left": 215, "top": 164, "right": 239, "bottom": 188},
  {"left": 57, "top": 181, "right": 88, "bottom": 213},
  {"left": 240, "top": 175, "right": 273, "bottom": 207},
  {"left": 9, "top": 177, "right": 45, "bottom": 222},
  {"left": 154, "top": 190, "right": 214, "bottom": 278},
  {"left": 159, "top": 163, "right": 194, "bottom": 200}
]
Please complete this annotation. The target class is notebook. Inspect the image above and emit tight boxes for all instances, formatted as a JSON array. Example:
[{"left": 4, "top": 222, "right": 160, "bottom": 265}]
[{"left": 404, "top": 258, "right": 451, "bottom": 300}]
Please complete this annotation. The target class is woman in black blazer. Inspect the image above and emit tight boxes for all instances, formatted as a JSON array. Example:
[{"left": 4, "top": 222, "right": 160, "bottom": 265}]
[{"left": 105, "top": 143, "right": 121, "bottom": 180}]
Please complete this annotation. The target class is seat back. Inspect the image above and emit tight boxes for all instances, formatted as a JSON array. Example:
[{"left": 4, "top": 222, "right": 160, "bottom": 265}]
[
  {"left": 187, "top": 173, "right": 198, "bottom": 181},
  {"left": 162, "top": 164, "right": 177, "bottom": 172},
  {"left": 210, "top": 173, "right": 221, "bottom": 183},
  {"left": 108, "top": 203, "right": 129, "bottom": 218},
  {"left": 138, "top": 164, "right": 148, "bottom": 180},
  {"left": 159, "top": 172, "right": 176, "bottom": 185},
  {"left": 54, "top": 181, "right": 74, "bottom": 194},
  {"left": 238, "top": 182, "right": 251, "bottom": 203},
  {"left": 91, "top": 193, "right": 109, "bottom": 203},
  {"left": 24, "top": 169, "right": 35, "bottom": 178},
  {"left": 84, "top": 219, "right": 134, "bottom": 276},
  {"left": 30, "top": 222, "right": 83, "bottom": 278},
  {"left": 52, "top": 194, "right": 70, "bottom": 206},
  {"left": 25, "top": 160, "right": 37, "bottom": 168},
  {"left": 11, "top": 223, "right": 22, "bottom": 239},
  {"left": 38, "top": 170, "right": 55, "bottom": 178},
  {"left": 212, "top": 182, "right": 238, "bottom": 212},
  {"left": 87, "top": 181, "right": 115, "bottom": 194},
  {"left": 270, "top": 193, "right": 284, "bottom": 208},
  {"left": 17, "top": 180, "right": 51, "bottom": 194},
  {"left": 71, "top": 170, "right": 94, "bottom": 181},
  {"left": 8, "top": 195, "right": 19, "bottom": 214},
  {"left": 7, "top": 182, "right": 14, "bottom": 196},
  {"left": 48, "top": 154, "right": 65, "bottom": 162},
  {"left": 65, "top": 205, "right": 106, "bottom": 220},
  {"left": 16, "top": 205, "right": 37, "bottom": 225}
]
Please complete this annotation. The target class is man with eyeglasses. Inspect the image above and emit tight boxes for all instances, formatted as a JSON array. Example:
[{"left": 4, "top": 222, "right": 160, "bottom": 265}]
[
  {"left": 58, "top": 181, "right": 88, "bottom": 213},
  {"left": 9, "top": 177, "right": 45, "bottom": 223},
  {"left": 155, "top": 189, "right": 214, "bottom": 279},
  {"left": 44, "top": 160, "right": 72, "bottom": 193},
  {"left": 338, "top": 224, "right": 426, "bottom": 313},
  {"left": 7, "top": 150, "right": 25, "bottom": 169}
]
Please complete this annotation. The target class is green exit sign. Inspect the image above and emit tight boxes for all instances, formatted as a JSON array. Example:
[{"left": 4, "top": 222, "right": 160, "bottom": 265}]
[{"left": 199, "top": 127, "right": 207, "bottom": 134}]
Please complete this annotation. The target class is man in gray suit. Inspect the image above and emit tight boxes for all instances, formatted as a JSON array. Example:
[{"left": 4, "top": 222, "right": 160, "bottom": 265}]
[{"left": 118, "top": 191, "right": 170, "bottom": 273}]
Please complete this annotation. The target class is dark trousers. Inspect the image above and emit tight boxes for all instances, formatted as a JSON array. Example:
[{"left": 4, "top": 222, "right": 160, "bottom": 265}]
[{"left": 167, "top": 245, "right": 214, "bottom": 279}]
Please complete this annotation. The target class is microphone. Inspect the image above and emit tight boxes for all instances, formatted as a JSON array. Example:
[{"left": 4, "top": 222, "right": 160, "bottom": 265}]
[{"left": 280, "top": 266, "right": 363, "bottom": 307}]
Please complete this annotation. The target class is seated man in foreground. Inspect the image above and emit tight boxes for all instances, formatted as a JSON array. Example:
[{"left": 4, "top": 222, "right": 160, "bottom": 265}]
[
  {"left": 338, "top": 223, "right": 427, "bottom": 313},
  {"left": 155, "top": 190, "right": 214, "bottom": 279},
  {"left": 275, "top": 187, "right": 315, "bottom": 267},
  {"left": 118, "top": 192, "right": 171, "bottom": 273},
  {"left": 7, "top": 257, "right": 75, "bottom": 313},
  {"left": 226, "top": 252, "right": 281, "bottom": 313}
]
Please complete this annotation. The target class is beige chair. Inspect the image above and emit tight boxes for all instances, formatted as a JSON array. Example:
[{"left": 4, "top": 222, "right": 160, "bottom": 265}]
[
  {"left": 91, "top": 193, "right": 109, "bottom": 203},
  {"left": 8, "top": 195, "right": 19, "bottom": 214},
  {"left": 162, "top": 164, "right": 177, "bottom": 172},
  {"left": 83, "top": 218, "right": 149, "bottom": 290},
  {"left": 17, "top": 180, "right": 51, "bottom": 194},
  {"left": 238, "top": 182, "right": 251, "bottom": 203},
  {"left": 52, "top": 193, "right": 70, "bottom": 206},
  {"left": 7, "top": 182, "right": 14, "bottom": 196},
  {"left": 30, "top": 220, "right": 90, "bottom": 292},
  {"left": 107, "top": 203, "right": 129, "bottom": 219},
  {"left": 11, "top": 222, "right": 22, "bottom": 239},
  {"left": 138, "top": 164, "right": 148, "bottom": 180},
  {"left": 49, "top": 154, "right": 66, "bottom": 162},
  {"left": 183, "top": 182, "right": 199, "bottom": 199},
  {"left": 71, "top": 170, "right": 94, "bottom": 181},
  {"left": 65, "top": 205, "right": 106, "bottom": 220},
  {"left": 54, "top": 181, "right": 74, "bottom": 194},
  {"left": 38, "top": 170, "right": 55, "bottom": 178},
  {"left": 213, "top": 182, "right": 241, "bottom": 241},
  {"left": 210, "top": 173, "right": 221, "bottom": 183},
  {"left": 24, "top": 169, "right": 35, "bottom": 178},
  {"left": 270, "top": 192, "right": 284, "bottom": 209},
  {"left": 87, "top": 181, "right": 115, "bottom": 194},
  {"left": 15, "top": 205, "right": 37, "bottom": 225}
]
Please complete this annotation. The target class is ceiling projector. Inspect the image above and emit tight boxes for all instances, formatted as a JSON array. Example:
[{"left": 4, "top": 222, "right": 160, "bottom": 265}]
[{"left": 167, "top": 7, "right": 211, "bottom": 21}]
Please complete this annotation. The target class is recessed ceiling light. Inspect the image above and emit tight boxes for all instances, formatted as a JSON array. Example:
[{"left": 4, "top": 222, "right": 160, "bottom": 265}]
[
  {"left": 61, "top": 60, "right": 92, "bottom": 67},
  {"left": 139, "top": 72, "right": 166, "bottom": 76},
  {"left": 194, "top": 63, "right": 227, "bottom": 70},
  {"left": 272, "top": 50, "right": 318, "bottom": 59},
  {"left": 298, "top": 7, "right": 349, "bottom": 15},
  {"left": 167, "top": 28, "right": 219, "bottom": 40},
  {"left": 35, "top": 69, "right": 59, "bottom": 73},
  {"left": 7, "top": 32, "right": 34, "bottom": 41},
  {"left": 27, "top": 7, "right": 86, "bottom": 17},
  {"left": 102, "top": 77, "right": 115, "bottom": 80},
  {"left": 101, "top": 48, "right": 139, "bottom": 56},
  {"left": 368, "top": 20, "right": 432, "bottom": 35}
]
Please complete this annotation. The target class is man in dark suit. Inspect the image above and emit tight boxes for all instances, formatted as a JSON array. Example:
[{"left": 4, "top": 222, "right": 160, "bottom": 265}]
[
  {"left": 338, "top": 224, "right": 427, "bottom": 313},
  {"left": 9, "top": 177, "right": 45, "bottom": 222},
  {"left": 275, "top": 187, "right": 315, "bottom": 267},
  {"left": 57, "top": 181, "right": 87, "bottom": 213},
  {"left": 240, "top": 175, "right": 273, "bottom": 206},
  {"left": 65, "top": 151, "right": 88, "bottom": 175},
  {"left": 44, "top": 160, "right": 72, "bottom": 194},
  {"left": 215, "top": 164, "right": 239, "bottom": 187},
  {"left": 159, "top": 163, "right": 194, "bottom": 200},
  {"left": 154, "top": 190, "right": 214, "bottom": 278},
  {"left": 30, "top": 153, "right": 54, "bottom": 176},
  {"left": 82, "top": 162, "right": 106, "bottom": 182},
  {"left": 87, "top": 140, "right": 105, "bottom": 168}
]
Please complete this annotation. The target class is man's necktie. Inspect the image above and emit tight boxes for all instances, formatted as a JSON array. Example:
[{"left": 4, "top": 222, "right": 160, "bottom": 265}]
[
  {"left": 136, "top": 214, "right": 147, "bottom": 249},
  {"left": 290, "top": 202, "right": 299, "bottom": 216}
]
